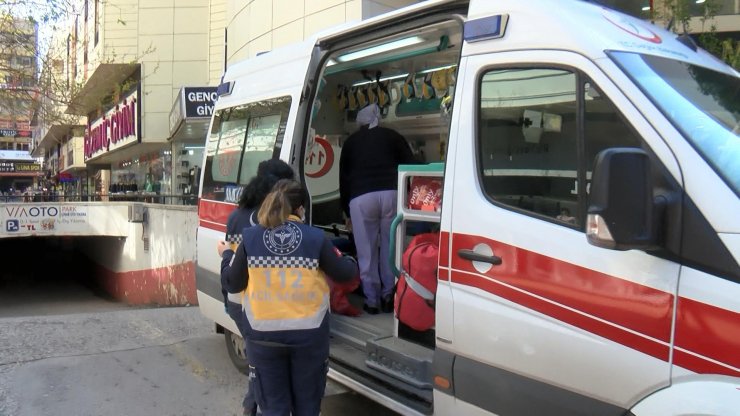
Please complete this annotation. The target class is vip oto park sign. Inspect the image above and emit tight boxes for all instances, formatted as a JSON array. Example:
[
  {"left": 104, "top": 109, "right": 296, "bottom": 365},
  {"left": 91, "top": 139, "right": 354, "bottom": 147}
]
[{"left": 2, "top": 204, "right": 88, "bottom": 235}]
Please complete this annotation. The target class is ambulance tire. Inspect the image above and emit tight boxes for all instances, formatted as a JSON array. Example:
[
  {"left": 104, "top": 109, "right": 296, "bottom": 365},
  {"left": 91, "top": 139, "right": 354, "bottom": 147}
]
[{"left": 224, "top": 329, "right": 249, "bottom": 375}]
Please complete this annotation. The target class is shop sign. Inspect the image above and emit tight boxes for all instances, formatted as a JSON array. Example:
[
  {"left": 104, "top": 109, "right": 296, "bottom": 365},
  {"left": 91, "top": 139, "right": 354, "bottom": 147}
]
[
  {"left": 170, "top": 86, "right": 218, "bottom": 135},
  {"left": 0, "top": 161, "right": 41, "bottom": 172},
  {"left": 184, "top": 87, "right": 217, "bottom": 118},
  {"left": 0, "top": 150, "right": 34, "bottom": 161},
  {"left": 0, "top": 129, "right": 32, "bottom": 137},
  {"left": 2, "top": 205, "right": 88, "bottom": 235},
  {"left": 85, "top": 90, "right": 139, "bottom": 160},
  {"left": 0, "top": 120, "right": 31, "bottom": 130},
  {"left": 15, "top": 162, "right": 41, "bottom": 172}
]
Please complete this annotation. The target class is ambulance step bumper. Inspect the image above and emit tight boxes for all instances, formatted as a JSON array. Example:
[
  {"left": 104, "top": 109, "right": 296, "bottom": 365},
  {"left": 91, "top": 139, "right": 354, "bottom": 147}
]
[
  {"left": 365, "top": 336, "right": 434, "bottom": 390},
  {"left": 329, "top": 338, "right": 433, "bottom": 414}
]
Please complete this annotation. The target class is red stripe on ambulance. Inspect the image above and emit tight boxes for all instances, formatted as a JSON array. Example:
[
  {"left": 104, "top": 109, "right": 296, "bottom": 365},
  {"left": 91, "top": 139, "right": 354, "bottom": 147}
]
[
  {"left": 198, "top": 199, "right": 235, "bottom": 231},
  {"left": 439, "top": 231, "right": 450, "bottom": 268},
  {"left": 446, "top": 232, "right": 740, "bottom": 376},
  {"left": 451, "top": 271, "right": 670, "bottom": 362},
  {"left": 673, "top": 349, "right": 739, "bottom": 377},
  {"left": 675, "top": 297, "right": 740, "bottom": 371},
  {"left": 450, "top": 233, "right": 673, "bottom": 342}
]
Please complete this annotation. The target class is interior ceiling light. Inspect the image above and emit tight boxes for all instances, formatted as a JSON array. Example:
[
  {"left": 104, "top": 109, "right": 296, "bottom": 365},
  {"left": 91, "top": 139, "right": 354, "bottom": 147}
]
[
  {"left": 419, "top": 64, "right": 457, "bottom": 75},
  {"left": 336, "top": 36, "right": 425, "bottom": 63},
  {"left": 351, "top": 64, "right": 456, "bottom": 87},
  {"left": 352, "top": 73, "right": 409, "bottom": 87}
]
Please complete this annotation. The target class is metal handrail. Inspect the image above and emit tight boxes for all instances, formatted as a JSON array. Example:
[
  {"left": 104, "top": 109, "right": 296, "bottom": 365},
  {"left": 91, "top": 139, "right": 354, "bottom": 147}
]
[{"left": 0, "top": 194, "right": 198, "bottom": 205}]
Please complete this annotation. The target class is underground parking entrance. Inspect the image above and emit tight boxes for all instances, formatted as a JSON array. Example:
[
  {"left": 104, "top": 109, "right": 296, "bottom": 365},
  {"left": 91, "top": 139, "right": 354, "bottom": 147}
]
[{"left": 0, "top": 236, "right": 133, "bottom": 318}]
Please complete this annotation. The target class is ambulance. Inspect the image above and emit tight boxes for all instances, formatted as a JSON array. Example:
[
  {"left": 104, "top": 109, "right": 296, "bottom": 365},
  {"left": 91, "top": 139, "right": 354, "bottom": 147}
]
[{"left": 195, "top": 0, "right": 740, "bottom": 414}]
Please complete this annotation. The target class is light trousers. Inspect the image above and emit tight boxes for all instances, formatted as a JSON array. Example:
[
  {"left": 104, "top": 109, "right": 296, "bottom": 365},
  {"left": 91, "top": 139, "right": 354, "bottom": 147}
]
[{"left": 349, "top": 190, "right": 397, "bottom": 307}]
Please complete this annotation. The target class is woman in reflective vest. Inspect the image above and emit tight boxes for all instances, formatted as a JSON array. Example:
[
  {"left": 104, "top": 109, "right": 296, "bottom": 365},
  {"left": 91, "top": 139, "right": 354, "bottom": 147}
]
[
  {"left": 218, "top": 179, "right": 358, "bottom": 416},
  {"left": 223, "top": 158, "right": 296, "bottom": 416}
]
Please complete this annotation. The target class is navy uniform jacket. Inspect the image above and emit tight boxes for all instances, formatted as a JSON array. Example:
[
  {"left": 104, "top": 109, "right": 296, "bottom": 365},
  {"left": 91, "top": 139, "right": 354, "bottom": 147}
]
[
  {"left": 223, "top": 207, "right": 259, "bottom": 304},
  {"left": 221, "top": 216, "right": 357, "bottom": 345}
]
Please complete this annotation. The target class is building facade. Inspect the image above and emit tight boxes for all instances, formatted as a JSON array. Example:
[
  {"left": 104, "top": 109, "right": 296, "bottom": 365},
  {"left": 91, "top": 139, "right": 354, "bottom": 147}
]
[{"left": 0, "top": 15, "right": 40, "bottom": 194}]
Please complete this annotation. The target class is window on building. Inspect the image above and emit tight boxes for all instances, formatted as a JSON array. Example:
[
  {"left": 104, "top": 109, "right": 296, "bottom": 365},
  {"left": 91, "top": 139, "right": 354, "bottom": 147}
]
[
  {"left": 477, "top": 67, "right": 641, "bottom": 229},
  {"left": 66, "top": 35, "right": 71, "bottom": 88},
  {"left": 15, "top": 56, "right": 31, "bottom": 66},
  {"left": 73, "top": 17, "right": 78, "bottom": 80},
  {"left": 94, "top": 0, "right": 100, "bottom": 46}
]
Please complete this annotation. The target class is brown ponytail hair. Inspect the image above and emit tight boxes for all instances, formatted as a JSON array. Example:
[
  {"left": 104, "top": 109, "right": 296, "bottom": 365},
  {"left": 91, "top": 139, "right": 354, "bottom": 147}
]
[{"left": 257, "top": 179, "right": 306, "bottom": 228}]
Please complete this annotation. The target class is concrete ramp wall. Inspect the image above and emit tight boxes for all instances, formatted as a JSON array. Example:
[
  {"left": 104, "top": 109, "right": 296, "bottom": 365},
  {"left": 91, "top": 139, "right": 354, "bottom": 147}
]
[
  {"left": 1, "top": 202, "right": 199, "bottom": 306},
  {"left": 77, "top": 204, "right": 199, "bottom": 306}
]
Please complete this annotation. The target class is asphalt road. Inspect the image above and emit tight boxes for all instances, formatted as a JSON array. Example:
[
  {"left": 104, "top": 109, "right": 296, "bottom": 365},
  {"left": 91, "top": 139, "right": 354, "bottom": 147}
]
[{"left": 0, "top": 238, "right": 399, "bottom": 416}]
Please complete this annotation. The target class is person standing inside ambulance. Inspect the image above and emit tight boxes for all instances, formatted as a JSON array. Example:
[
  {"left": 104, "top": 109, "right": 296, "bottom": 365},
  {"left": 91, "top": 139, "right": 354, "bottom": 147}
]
[
  {"left": 218, "top": 179, "right": 358, "bottom": 416},
  {"left": 339, "top": 103, "right": 415, "bottom": 314}
]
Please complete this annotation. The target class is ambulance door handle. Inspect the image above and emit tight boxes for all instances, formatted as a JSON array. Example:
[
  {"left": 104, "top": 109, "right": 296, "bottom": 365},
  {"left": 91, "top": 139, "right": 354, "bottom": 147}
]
[{"left": 457, "top": 249, "right": 502, "bottom": 265}]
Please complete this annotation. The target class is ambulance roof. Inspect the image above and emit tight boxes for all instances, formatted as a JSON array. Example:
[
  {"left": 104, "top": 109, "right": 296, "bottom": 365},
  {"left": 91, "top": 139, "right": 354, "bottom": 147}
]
[
  {"left": 218, "top": 0, "right": 736, "bottom": 108},
  {"left": 462, "top": 0, "right": 734, "bottom": 75}
]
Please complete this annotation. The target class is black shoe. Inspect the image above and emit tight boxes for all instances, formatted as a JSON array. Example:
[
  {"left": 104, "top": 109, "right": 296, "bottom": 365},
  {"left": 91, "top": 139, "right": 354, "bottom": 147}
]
[
  {"left": 380, "top": 295, "right": 394, "bottom": 313},
  {"left": 363, "top": 304, "right": 379, "bottom": 315}
]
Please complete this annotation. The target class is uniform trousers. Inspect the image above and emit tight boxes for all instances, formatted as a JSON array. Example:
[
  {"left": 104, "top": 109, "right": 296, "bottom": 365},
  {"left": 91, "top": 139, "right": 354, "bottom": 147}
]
[
  {"left": 227, "top": 301, "right": 258, "bottom": 415},
  {"left": 349, "top": 190, "right": 397, "bottom": 307},
  {"left": 245, "top": 334, "right": 329, "bottom": 416}
]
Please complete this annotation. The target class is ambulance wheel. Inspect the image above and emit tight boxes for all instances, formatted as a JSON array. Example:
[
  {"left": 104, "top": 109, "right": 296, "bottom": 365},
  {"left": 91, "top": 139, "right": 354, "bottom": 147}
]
[{"left": 224, "top": 329, "right": 249, "bottom": 375}]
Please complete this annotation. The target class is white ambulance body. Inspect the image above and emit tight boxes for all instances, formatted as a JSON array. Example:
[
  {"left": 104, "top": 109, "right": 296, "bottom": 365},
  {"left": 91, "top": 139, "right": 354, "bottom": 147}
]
[{"left": 196, "top": 0, "right": 740, "bottom": 414}]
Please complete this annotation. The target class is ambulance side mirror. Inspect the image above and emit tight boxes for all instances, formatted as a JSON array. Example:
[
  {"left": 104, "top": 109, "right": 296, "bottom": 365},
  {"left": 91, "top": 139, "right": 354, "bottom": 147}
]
[{"left": 586, "top": 148, "right": 658, "bottom": 251}]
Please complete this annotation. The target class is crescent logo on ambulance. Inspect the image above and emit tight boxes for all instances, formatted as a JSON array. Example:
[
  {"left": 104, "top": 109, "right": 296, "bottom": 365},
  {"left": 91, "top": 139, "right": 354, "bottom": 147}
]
[
  {"left": 602, "top": 10, "right": 662, "bottom": 44},
  {"left": 305, "top": 136, "right": 335, "bottom": 179}
]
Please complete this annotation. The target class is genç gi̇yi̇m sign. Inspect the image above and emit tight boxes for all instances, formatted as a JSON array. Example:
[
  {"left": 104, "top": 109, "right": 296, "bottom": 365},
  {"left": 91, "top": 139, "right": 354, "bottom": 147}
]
[{"left": 84, "top": 90, "right": 139, "bottom": 160}]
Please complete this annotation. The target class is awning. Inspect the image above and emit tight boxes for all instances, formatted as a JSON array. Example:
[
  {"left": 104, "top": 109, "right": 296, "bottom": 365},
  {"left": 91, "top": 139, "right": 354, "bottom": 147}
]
[
  {"left": 170, "top": 118, "right": 210, "bottom": 143},
  {"left": 31, "top": 123, "right": 82, "bottom": 158},
  {"left": 84, "top": 141, "right": 167, "bottom": 166},
  {"left": 0, "top": 172, "right": 44, "bottom": 177},
  {"left": 66, "top": 63, "right": 140, "bottom": 116},
  {"left": 169, "top": 86, "right": 216, "bottom": 143}
]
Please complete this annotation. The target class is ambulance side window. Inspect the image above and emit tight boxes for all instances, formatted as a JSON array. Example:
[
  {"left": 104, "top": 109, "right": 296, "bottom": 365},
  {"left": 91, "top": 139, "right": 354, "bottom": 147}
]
[
  {"left": 582, "top": 81, "right": 641, "bottom": 191},
  {"left": 478, "top": 68, "right": 581, "bottom": 225},
  {"left": 477, "top": 68, "right": 641, "bottom": 229},
  {"left": 200, "top": 96, "right": 291, "bottom": 203}
]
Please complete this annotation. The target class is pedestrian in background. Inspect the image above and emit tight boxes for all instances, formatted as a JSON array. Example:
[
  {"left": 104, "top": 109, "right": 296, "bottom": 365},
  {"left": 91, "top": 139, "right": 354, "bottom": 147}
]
[
  {"left": 339, "top": 103, "right": 414, "bottom": 314},
  {"left": 218, "top": 179, "right": 358, "bottom": 416},
  {"left": 223, "top": 158, "right": 295, "bottom": 416}
]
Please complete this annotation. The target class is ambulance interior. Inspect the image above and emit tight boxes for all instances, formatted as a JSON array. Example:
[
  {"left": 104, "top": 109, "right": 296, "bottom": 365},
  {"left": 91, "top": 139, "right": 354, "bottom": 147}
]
[
  {"left": 306, "top": 21, "right": 459, "bottom": 226},
  {"left": 303, "top": 20, "right": 462, "bottom": 411}
]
